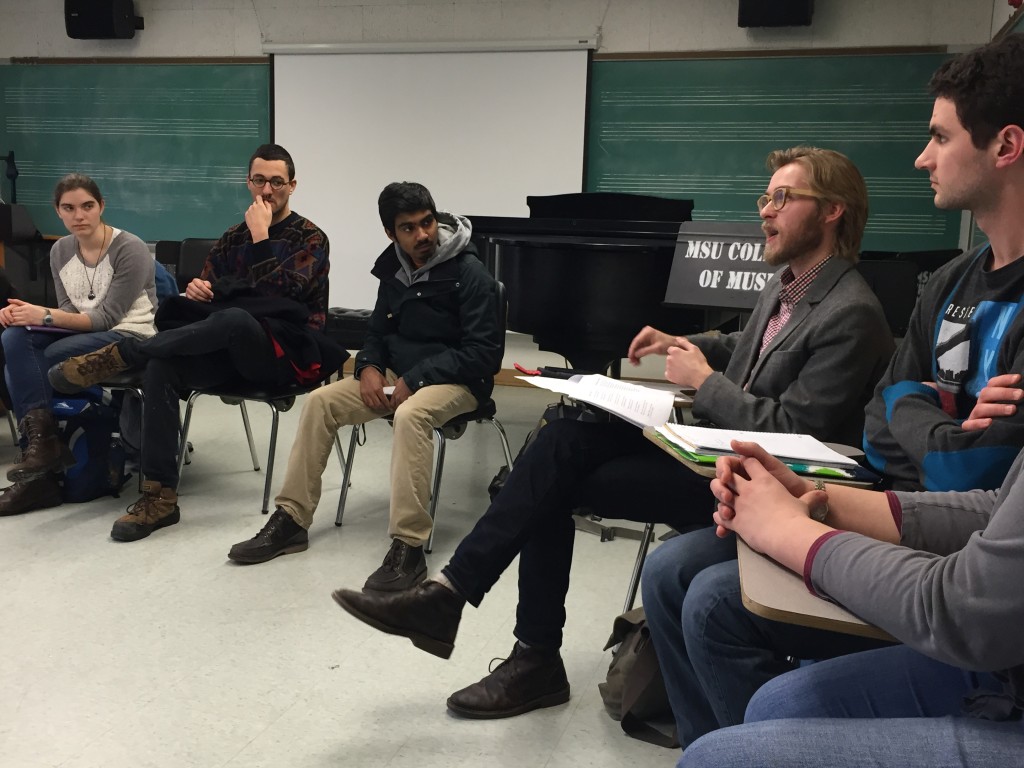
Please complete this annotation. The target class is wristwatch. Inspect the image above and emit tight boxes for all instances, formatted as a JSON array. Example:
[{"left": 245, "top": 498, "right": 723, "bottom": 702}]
[
  {"left": 809, "top": 478, "right": 829, "bottom": 523},
  {"left": 42, "top": 310, "right": 53, "bottom": 327}
]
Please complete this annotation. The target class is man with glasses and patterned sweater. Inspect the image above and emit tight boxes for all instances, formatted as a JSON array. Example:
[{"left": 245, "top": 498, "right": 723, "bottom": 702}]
[{"left": 50, "top": 143, "right": 343, "bottom": 543}]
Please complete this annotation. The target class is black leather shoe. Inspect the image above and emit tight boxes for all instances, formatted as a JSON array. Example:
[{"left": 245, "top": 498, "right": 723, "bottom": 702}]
[
  {"left": 228, "top": 507, "right": 309, "bottom": 564},
  {"left": 331, "top": 580, "right": 465, "bottom": 659},
  {"left": 363, "top": 538, "right": 427, "bottom": 592},
  {"left": 447, "top": 643, "right": 570, "bottom": 719}
]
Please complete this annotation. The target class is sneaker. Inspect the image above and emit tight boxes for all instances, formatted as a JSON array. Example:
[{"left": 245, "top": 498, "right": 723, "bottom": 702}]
[
  {"left": 446, "top": 643, "right": 571, "bottom": 719},
  {"left": 49, "top": 342, "right": 130, "bottom": 394},
  {"left": 227, "top": 507, "right": 309, "bottom": 564},
  {"left": 111, "top": 481, "right": 180, "bottom": 542},
  {"left": 363, "top": 539, "right": 427, "bottom": 592}
]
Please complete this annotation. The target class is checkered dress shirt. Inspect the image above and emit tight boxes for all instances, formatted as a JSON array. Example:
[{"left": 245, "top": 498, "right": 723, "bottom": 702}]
[{"left": 759, "top": 256, "right": 832, "bottom": 353}]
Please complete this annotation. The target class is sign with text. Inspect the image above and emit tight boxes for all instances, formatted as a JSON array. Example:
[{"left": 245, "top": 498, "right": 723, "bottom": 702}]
[{"left": 664, "top": 221, "right": 776, "bottom": 310}]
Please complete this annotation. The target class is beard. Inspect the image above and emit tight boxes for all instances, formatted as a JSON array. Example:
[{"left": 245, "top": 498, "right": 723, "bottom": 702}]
[{"left": 764, "top": 219, "right": 826, "bottom": 266}]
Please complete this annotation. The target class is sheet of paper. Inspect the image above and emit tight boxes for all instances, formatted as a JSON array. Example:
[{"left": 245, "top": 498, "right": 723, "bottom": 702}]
[
  {"left": 517, "top": 374, "right": 675, "bottom": 428},
  {"left": 383, "top": 386, "right": 395, "bottom": 396}
]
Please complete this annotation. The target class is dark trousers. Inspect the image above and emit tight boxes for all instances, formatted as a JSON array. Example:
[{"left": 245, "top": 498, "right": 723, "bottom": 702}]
[
  {"left": 129, "top": 308, "right": 279, "bottom": 488},
  {"left": 442, "top": 417, "right": 716, "bottom": 649}
]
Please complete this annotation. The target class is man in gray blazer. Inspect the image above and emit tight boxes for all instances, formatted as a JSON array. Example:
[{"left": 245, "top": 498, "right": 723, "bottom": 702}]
[{"left": 331, "top": 146, "right": 895, "bottom": 723}]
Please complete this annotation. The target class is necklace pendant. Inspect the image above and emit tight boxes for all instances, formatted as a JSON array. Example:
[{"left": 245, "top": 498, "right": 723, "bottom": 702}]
[{"left": 88, "top": 291, "right": 95, "bottom": 300}]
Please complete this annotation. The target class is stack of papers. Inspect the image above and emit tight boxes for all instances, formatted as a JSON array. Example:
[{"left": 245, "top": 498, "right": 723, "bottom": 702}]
[{"left": 653, "top": 424, "right": 876, "bottom": 482}]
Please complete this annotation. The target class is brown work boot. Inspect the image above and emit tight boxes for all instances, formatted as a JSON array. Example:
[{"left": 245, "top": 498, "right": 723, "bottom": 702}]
[
  {"left": 111, "top": 481, "right": 180, "bottom": 542},
  {"left": 7, "top": 409, "right": 75, "bottom": 483},
  {"left": 0, "top": 475, "right": 63, "bottom": 516},
  {"left": 332, "top": 580, "right": 465, "bottom": 659},
  {"left": 446, "top": 642, "right": 570, "bottom": 719},
  {"left": 48, "top": 342, "right": 130, "bottom": 394}
]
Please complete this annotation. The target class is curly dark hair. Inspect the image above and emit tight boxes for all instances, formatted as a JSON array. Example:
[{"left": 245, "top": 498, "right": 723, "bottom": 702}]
[{"left": 928, "top": 33, "right": 1024, "bottom": 148}]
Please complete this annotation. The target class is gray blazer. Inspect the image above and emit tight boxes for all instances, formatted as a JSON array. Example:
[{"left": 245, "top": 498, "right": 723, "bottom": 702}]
[{"left": 688, "top": 257, "right": 895, "bottom": 446}]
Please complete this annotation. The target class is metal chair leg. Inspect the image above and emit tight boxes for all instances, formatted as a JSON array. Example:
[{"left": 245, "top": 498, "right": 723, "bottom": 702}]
[
  {"left": 486, "top": 417, "right": 515, "bottom": 469},
  {"left": 334, "top": 424, "right": 361, "bottom": 526},
  {"left": 259, "top": 402, "right": 280, "bottom": 514},
  {"left": 623, "top": 522, "right": 656, "bottom": 613},
  {"left": 5, "top": 409, "right": 17, "bottom": 446},
  {"left": 176, "top": 391, "right": 202, "bottom": 482},
  {"left": 424, "top": 428, "right": 447, "bottom": 554},
  {"left": 238, "top": 401, "right": 260, "bottom": 471}
]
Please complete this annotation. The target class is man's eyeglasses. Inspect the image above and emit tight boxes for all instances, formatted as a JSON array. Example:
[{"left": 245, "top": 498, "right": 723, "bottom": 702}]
[
  {"left": 756, "top": 187, "right": 827, "bottom": 212},
  {"left": 248, "top": 175, "right": 290, "bottom": 191}
]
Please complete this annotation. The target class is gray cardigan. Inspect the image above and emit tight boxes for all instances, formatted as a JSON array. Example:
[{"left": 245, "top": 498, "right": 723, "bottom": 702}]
[
  {"left": 688, "top": 257, "right": 895, "bottom": 446},
  {"left": 810, "top": 449, "right": 1024, "bottom": 713}
]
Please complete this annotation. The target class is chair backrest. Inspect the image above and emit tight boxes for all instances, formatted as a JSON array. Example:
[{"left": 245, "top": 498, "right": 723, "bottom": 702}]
[
  {"left": 154, "top": 240, "right": 181, "bottom": 276},
  {"left": 176, "top": 237, "right": 217, "bottom": 293}
]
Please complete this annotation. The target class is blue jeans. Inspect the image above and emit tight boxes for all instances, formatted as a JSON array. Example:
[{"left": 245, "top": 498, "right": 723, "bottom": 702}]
[
  {"left": 441, "top": 418, "right": 716, "bottom": 649},
  {"left": 678, "top": 646, "right": 1023, "bottom": 768},
  {"left": 1, "top": 325, "right": 124, "bottom": 422},
  {"left": 641, "top": 527, "right": 892, "bottom": 747}
]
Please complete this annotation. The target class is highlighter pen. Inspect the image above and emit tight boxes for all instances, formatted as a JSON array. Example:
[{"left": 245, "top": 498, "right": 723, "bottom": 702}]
[{"left": 787, "top": 463, "right": 854, "bottom": 479}]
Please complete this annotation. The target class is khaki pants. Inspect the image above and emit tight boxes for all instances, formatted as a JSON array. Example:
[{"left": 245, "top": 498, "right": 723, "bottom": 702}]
[{"left": 274, "top": 372, "right": 477, "bottom": 546}]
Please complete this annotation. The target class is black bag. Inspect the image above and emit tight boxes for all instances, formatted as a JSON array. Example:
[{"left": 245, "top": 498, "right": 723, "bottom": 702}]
[
  {"left": 54, "top": 395, "right": 130, "bottom": 503},
  {"left": 487, "top": 398, "right": 608, "bottom": 500},
  {"left": 598, "top": 607, "right": 679, "bottom": 748}
]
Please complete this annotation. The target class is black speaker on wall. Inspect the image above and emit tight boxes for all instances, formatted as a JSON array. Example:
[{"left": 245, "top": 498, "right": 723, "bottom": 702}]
[
  {"left": 65, "top": 0, "right": 144, "bottom": 39},
  {"left": 738, "top": 0, "right": 814, "bottom": 28}
]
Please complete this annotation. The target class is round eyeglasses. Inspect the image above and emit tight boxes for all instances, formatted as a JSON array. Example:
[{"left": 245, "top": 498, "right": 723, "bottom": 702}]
[
  {"left": 248, "top": 175, "right": 290, "bottom": 191},
  {"left": 756, "top": 187, "right": 827, "bottom": 212}
]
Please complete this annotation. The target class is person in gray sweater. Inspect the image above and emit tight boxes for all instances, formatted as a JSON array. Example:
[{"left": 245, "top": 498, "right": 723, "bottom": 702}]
[
  {"left": 674, "top": 439, "right": 1024, "bottom": 767},
  {"left": 0, "top": 173, "right": 156, "bottom": 515}
]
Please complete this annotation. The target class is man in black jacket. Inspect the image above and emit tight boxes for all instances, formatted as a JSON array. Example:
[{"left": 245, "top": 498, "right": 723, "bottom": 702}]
[{"left": 227, "top": 182, "right": 502, "bottom": 591}]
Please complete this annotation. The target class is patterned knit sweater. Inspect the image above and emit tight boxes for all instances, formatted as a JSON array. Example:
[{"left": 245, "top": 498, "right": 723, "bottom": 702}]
[{"left": 200, "top": 211, "right": 329, "bottom": 330}]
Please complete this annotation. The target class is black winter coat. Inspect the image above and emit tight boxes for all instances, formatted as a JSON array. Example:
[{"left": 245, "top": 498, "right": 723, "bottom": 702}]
[{"left": 354, "top": 244, "right": 501, "bottom": 405}]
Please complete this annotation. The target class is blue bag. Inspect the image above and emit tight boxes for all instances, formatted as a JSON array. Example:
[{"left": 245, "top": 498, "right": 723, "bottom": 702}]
[{"left": 53, "top": 394, "right": 130, "bottom": 503}]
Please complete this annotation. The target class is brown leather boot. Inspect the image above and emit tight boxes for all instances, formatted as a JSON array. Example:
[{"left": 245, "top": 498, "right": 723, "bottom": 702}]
[
  {"left": 7, "top": 409, "right": 74, "bottom": 483},
  {"left": 110, "top": 481, "right": 180, "bottom": 542},
  {"left": 0, "top": 476, "right": 63, "bottom": 516}
]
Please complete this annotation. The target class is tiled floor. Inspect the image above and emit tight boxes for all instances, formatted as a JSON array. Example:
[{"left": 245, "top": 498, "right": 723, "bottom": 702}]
[{"left": 0, "top": 385, "right": 678, "bottom": 768}]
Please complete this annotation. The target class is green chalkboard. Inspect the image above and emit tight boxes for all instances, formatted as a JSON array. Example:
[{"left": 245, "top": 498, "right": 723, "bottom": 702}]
[
  {"left": 587, "top": 53, "right": 959, "bottom": 252},
  {"left": 0, "top": 62, "right": 269, "bottom": 241}
]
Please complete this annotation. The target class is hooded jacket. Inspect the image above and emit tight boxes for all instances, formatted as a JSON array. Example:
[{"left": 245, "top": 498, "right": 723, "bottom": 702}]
[{"left": 355, "top": 212, "right": 502, "bottom": 405}]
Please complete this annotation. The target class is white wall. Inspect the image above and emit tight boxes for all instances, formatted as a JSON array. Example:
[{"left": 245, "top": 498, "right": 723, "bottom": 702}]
[{"left": 0, "top": 0, "right": 996, "bottom": 59}]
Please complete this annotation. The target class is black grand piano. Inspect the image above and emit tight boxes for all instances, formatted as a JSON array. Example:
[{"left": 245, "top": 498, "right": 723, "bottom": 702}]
[{"left": 469, "top": 192, "right": 705, "bottom": 374}]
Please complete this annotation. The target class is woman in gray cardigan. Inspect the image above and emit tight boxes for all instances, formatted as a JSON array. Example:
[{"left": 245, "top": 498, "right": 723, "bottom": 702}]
[
  {"left": 674, "top": 440, "right": 1024, "bottom": 768},
  {"left": 0, "top": 173, "right": 156, "bottom": 515}
]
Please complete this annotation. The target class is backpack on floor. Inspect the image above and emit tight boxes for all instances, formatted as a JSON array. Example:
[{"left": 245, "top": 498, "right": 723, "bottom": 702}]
[
  {"left": 53, "top": 395, "right": 130, "bottom": 503},
  {"left": 599, "top": 607, "right": 680, "bottom": 748}
]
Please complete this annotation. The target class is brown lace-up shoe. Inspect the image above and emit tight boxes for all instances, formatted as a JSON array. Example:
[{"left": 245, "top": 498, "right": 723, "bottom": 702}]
[
  {"left": 7, "top": 408, "right": 75, "bottom": 482},
  {"left": 446, "top": 643, "right": 570, "bottom": 719},
  {"left": 111, "top": 481, "right": 180, "bottom": 542},
  {"left": 331, "top": 580, "right": 465, "bottom": 659},
  {"left": 228, "top": 507, "right": 309, "bottom": 564},
  {"left": 49, "top": 342, "right": 130, "bottom": 394},
  {"left": 0, "top": 475, "right": 63, "bottom": 516},
  {"left": 363, "top": 538, "right": 428, "bottom": 592}
]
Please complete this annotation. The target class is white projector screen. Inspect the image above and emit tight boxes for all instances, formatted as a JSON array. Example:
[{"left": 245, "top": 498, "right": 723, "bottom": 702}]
[{"left": 273, "top": 50, "right": 589, "bottom": 309}]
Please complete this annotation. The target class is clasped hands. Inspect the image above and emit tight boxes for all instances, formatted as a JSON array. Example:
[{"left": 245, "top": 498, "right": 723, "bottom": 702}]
[
  {"left": 709, "top": 441, "right": 829, "bottom": 552},
  {"left": 0, "top": 298, "right": 47, "bottom": 328},
  {"left": 358, "top": 366, "right": 412, "bottom": 411}
]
